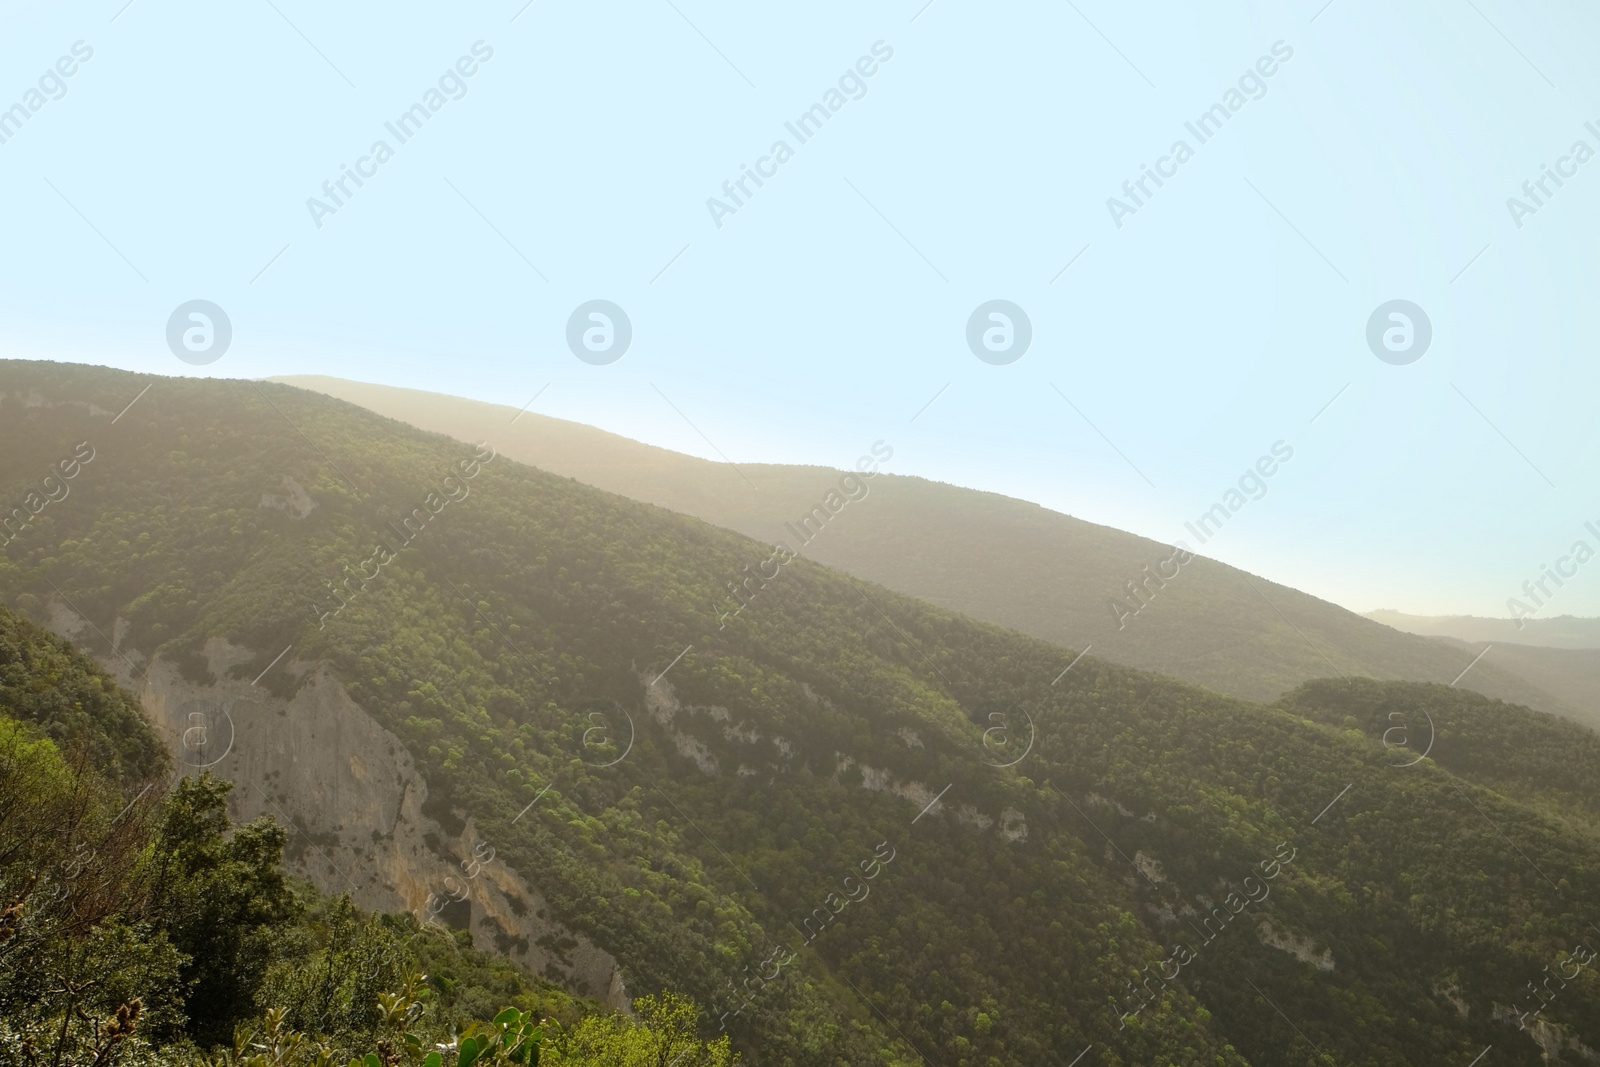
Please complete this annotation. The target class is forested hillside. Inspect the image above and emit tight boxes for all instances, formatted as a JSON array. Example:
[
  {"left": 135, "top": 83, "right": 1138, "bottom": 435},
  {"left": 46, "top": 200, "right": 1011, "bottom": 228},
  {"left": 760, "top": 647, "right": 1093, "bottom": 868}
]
[
  {"left": 4, "top": 360, "right": 1600, "bottom": 1065},
  {"left": 276, "top": 375, "right": 1591, "bottom": 724},
  {"left": 1280, "top": 677, "right": 1600, "bottom": 841},
  {"left": 0, "top": 601, "right": 165, "bottom": 782},
  {"left": 0, "top": 599, "right": 738, "bottom": 1065}
]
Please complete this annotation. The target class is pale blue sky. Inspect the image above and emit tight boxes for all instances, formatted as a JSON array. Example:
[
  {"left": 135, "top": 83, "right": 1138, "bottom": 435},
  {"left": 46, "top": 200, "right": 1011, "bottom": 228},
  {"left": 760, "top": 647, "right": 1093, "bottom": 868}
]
[{"left": 3, "top": 0, "right": 1598, "bottom": 618}]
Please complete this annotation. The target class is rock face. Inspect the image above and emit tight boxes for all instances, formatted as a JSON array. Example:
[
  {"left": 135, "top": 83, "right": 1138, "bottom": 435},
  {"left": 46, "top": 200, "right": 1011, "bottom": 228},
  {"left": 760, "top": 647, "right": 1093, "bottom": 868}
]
[{"left": 48, "top": 618, "right": 628, "bottom": 1010}]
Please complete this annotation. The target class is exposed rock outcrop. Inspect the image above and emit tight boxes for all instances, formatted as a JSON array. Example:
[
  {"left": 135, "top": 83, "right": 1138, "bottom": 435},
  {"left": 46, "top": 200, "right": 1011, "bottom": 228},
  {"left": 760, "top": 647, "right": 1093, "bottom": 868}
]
[{"left": 44, "top": 617, "right": 628, "bottom": 1009}]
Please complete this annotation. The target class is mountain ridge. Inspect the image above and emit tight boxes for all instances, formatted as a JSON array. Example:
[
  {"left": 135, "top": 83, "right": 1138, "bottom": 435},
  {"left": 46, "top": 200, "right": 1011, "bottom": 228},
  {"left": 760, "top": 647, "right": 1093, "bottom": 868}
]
[
  {"left": 273, "top": 374, "right": 1597, "bottom": 727},
  {"left": 1366, "top": 608, "right": 1600, "bottom": 649}
]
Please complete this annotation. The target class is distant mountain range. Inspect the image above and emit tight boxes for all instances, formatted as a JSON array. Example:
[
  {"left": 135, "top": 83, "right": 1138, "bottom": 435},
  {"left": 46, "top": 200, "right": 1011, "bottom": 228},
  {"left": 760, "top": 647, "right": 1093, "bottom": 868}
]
[
  {"left": 275, "top": 375, "right": 1600, "bottom": 729},
  {"left": 1366, "top": 609, "right": 1600, "bottom": 649}
]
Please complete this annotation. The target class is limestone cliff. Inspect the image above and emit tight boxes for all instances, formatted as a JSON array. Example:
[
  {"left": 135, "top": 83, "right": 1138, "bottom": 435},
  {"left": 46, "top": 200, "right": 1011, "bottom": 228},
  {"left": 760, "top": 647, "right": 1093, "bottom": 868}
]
[{"left": 42, "top": 611, "right": 628, "bottom": 1010}]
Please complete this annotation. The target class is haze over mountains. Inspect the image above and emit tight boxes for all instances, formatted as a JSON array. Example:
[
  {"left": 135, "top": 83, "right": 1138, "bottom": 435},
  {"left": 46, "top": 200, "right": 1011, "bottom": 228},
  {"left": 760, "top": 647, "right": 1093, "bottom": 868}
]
[
  {"left": 6, "top": 360, "right": 1600, "bottom": 1064},
  {"left": 1367, "top": 609, "right": 1600, "bottom": 649},
  {"left": 276, "top": 375, "right": 1600, "bottom": 730}
]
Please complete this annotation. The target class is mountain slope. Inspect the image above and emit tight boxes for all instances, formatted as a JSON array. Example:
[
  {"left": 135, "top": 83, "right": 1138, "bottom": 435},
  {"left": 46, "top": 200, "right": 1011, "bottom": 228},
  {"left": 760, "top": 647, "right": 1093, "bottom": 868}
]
[
  {"left": 1279, "top": 677, "right": 1600, "bottom": 841},
  {"left": 4, "top": 360, "right": 1600, "bottom": 1065},
  {"left": 1467, "top": 643, "right": 1600, "bottom": 734},
  {"left": 0, "top": 597, "right": 166, "bottom": 783},
  {"left": 275, "top": 376, "right": 1593, "bottom": 725},
  {"left": 1355, "top": 615, "right": 1600, "bottom": 734}
]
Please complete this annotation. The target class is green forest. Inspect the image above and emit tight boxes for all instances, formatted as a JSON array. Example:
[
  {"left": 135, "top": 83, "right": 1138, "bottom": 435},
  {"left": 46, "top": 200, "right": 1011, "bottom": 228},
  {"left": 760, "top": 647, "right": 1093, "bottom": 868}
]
[{"left": 3, "top": 360, "right": 1600, "bottom": 1065}]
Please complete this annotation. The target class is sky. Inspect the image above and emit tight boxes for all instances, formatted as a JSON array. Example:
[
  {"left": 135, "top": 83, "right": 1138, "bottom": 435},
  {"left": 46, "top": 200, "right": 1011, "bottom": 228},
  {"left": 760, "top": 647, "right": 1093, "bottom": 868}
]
[{"left": 2, "top": 0, "right": 1599, "bottom": 619}]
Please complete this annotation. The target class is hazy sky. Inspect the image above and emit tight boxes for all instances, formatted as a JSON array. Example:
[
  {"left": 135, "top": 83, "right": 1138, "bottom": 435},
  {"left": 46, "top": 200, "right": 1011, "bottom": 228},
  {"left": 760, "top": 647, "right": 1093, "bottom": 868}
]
[{"left": 3, "top": 0, "right": 1598, "bottom": 619}]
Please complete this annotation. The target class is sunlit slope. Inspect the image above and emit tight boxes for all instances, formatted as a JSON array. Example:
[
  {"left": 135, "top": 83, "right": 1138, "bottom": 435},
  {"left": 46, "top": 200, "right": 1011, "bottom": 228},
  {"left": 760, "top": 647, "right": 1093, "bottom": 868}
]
[{"left": 278, "top": 375, "right": 1591, "bottom": 723}]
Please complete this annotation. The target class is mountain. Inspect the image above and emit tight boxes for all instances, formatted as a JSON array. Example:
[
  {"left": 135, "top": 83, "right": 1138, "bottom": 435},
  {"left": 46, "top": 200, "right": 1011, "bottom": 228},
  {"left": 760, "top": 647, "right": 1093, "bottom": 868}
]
[
  {"left": 1365, "top": 610, "right": 1600, "bottom": 650},
  {"left": 273, "top": 376, "right": 1596, "bottom": 727},
  {"left": 5, "top": 359, "right": 1600, "bottom": 1065}
]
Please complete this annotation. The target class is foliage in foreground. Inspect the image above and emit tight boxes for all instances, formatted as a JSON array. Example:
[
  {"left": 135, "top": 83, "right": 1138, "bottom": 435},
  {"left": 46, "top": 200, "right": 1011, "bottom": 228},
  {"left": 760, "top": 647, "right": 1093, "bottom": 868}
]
[{"left": 211, "top": 985, "right": 734, "bottom": 1067}]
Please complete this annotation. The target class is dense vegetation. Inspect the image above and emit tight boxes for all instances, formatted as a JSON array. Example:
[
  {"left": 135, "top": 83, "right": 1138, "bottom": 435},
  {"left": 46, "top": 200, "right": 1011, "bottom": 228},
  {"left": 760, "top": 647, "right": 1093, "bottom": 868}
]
[
  {"left": 0, "top": 601, "right": 165, "bottom": 781},
  {"left": 279, "top": 375, "right": 1592, "bottom": 723},
  {"left": 4, "top": 360, "right": 1600, "bottom": 1063},
  {"left": 0, "top": 599, "right": 733, "bottom": 1065},
  {"left": 1280, "top": 677, "right": 1600, "bottom": 840}
]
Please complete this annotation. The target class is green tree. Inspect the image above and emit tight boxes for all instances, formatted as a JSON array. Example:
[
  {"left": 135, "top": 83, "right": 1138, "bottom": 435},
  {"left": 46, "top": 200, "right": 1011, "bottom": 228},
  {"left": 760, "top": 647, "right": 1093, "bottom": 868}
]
[
  {"left": 147, "top": 775, "right": 302, "bottom": 1047},
  {"left": 547, "top": 992, "right": 737, "bottom": 1066}
]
